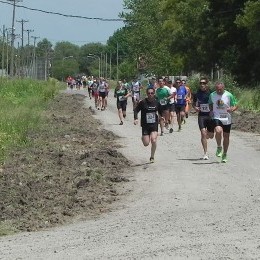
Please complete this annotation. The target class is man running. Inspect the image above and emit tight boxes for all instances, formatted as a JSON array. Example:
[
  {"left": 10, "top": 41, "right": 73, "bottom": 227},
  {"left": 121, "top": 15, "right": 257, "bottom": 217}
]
[
  {"left": 193, "top": 77, "right": 214, "bottom": 160},
  {"left": 182, "top": 79, "right": 192, "bottom": 120},
  {"left": 134, "top": 88, "right": 159, "bottom": 163},
  {"left": 98, "top": 77, "right": 109, "bottom": 110},
  {"left": 175, "top": 79, "right": 187, "bottom": 131},
  {"left": 209, "top": 82, "right": 238, "bottom": 163},
  {"left": 131, "top": 78, "right": 142, "bottom": 110},
  {"left": 114, "top": 81, "right": 131, "bottom": 125},
  {"left": 155, "top": 78, "right": 173, "bottom": 136},
  {"left": 167, "top": 80, "right": 177, "bottom": 133}
]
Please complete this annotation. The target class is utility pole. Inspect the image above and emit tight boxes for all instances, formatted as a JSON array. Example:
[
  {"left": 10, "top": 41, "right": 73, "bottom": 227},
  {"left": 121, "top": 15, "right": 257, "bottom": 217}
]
[
  {"left": 1, "top": 25, "right": 5, "bottom": 77},
  {"left": 24, "top": 29, "right": 34, "bottom": 77},
  {"left": 17, "top": 19, "right": 28, "bottom": 77},
  {"left": 16, "top": 19, "right": 28, "bottom": 48},
  {"left": 24, "top": 29, "right": 34, "bottom": 46},
  {"left": 116, "top": 42, "right": 119, "bottom": 81},
  {"left": 7, "top": 0, "right": 22, "bottom": 77},
  {"left": 31, "top": 35, "right": 40, "bottom": 79}
]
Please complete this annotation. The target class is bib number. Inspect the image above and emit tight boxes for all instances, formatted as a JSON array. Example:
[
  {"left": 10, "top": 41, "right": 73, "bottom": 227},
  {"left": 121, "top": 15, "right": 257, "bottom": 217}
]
[
  {"left": 219, "top": 113, "right": 228, "bottom": 119},
  {"left": 146, "top": 112, "right": 156, "bottom": 124},
  {"left": 133, "top": 93, "right": 140, "bottom": 101},
  {"left": 119, "top": 96, "right": 126, "bottom": 101},
  {"left": 217, "top": 112, "right": 229, "bottom": 123},
  {"left": 200, "top": 104, "right": 210, "bottom": 112},
  {"left": 160, "top": 99, "right": 167, "bottom": 105}
]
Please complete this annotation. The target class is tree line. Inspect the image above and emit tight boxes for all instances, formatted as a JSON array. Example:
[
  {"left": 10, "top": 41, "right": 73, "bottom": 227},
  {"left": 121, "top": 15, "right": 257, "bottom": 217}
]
[{"left": 0, "top": 0, "right": 259, "bottom": 86}]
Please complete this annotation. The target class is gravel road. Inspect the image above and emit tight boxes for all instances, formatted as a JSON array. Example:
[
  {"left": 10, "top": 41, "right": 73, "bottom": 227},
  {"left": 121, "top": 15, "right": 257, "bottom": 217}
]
[{"left": 1, "top": 91, "right": 260, "bottom": 260}]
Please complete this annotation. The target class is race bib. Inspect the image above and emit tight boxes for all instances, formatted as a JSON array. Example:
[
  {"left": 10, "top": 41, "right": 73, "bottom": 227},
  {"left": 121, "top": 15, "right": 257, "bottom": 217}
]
[
  {"left": 177, "top": 95, "right": 183, "bottom": 100},
  {"left": 217, "top": 112, "right": 229, "bottom": 123},
  {"left": 200, "top": 104, "right": 210, "bottom": 112},
  {"left": 133, "top": 93, "right": 140, "bottom": 101},
  {"left": 118, "top": 96, "right": 126, "bottom": 101},
  {"left": 146, "top": 112, "right": 156, "bottom": 124},
  {"left": 159, "top": 99, "right": 167, "bottom": 105},
  {"left": 219, "top": 113, "right": 228, "bottom": 118}
]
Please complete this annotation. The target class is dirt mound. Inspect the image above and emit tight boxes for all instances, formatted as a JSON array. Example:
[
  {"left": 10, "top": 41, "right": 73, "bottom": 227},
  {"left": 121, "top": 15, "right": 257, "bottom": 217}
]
[
  {"left": 232, "top": 110, "right": 260, "bottom": 134},
  {"left": 0, "top": 93, "right": 131, "bottom": 233}
]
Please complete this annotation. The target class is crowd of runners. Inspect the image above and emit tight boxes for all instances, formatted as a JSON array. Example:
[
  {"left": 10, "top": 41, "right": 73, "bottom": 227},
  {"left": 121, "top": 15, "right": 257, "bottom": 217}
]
[
  {"left": 66, "top": 75, "right": 110, "bottom": 111},
  {"left": 66, "top": 75, "right": 238, "bottom": 164}
]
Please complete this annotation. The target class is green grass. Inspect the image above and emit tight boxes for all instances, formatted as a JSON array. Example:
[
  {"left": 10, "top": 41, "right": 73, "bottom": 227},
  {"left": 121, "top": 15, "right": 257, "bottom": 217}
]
[
  {"left": 0, "top": 78, "right": 64, "bottom": 164},
  {"left": 187, "top": 74, "right": 260, "bottom": 112}
]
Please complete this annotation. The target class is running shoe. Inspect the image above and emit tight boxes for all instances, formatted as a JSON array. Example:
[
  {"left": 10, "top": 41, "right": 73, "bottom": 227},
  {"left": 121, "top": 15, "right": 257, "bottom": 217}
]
[
  {"left": 150, "top": 157, "right": 154, "bottom": 163},
  {"left": 216, "top": 147, "right": 222, "bottom": 157},
  {"left": 160, "top": 132, "right": 164, "bottom": 136},
  {"left": 119, "top": 121, "right": 123, "bottom": 125},
  {"left": 169, "top": 128, "right": 173, "bottom": 133},
  {"left": 165, "top": 123, "right": 169, "bottom": 130},
  {"left": 178, "top": 126, "right": 181, "bottom": 132},
  {"left": 221, "top": 153, "right": 228, "bottom": 163},
  {"left": 182, "top": 119, "right": 186, "bottom": 125},
  {"left": 202, "top": 154, "right": 209, "bottom": 160}
]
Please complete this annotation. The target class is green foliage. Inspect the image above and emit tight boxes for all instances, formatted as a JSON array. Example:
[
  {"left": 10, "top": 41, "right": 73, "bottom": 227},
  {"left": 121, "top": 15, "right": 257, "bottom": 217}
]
[
  {"left": 0, "top": 79, "right": 62, "bottom": 163},
  {"left": 237, "top": 88, "right": 260, "bottom": 111},
  {"left": 235, "top": 1, "right": 260, "bottom": 49}
]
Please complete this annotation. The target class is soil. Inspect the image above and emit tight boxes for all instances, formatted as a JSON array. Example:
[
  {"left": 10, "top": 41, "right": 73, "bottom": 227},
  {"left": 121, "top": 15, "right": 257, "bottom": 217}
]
[
  {"left": 0, "top": 91, "right": 259, "bottom": 234},
  {"left": 0, "top": 92, "right": 131, "bottom": 233}
]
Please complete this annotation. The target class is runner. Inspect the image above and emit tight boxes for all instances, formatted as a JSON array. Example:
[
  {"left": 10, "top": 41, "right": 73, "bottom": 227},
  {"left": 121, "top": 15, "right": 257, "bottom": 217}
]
[
  {"left": 131, "top": 78, "right": 142, "bottom": 111},
  {"left": 91, "top": 78, "right": 99, "bottom": 109},
  {"left": 155, "top": 78, "right": 173, "bottom": 136},
  {"left": 182, "top": 79, "right": 192, "bottom": 121},
  {"left": 167, "top": 80, "right": 177, "bottom": 133},
  {"left": 209, "top": 82, "right": 238, "bottom": 163},
  {"left": 87, "top": 77, "right": 94, "bottom": 99},
  {"left": 104, "top": 79, "right": 110, "bottom": 110},
  {"left": 98, "top": 77, "right": 109, "bottom": 111},
  {"left": 134, "top": 88, "right": 159, "bottom": 163},
  {"left": 193, "top": 77, "right": 214, "bottom": 160},
  {"left": 82, "top": 76, "right": 87, "bottom": 89},
  {"left": 114, "top": 81, "right": 131, "bottom": 125},
  {"left": 175, "top": 79, "right": 187, "bottom": 131}
]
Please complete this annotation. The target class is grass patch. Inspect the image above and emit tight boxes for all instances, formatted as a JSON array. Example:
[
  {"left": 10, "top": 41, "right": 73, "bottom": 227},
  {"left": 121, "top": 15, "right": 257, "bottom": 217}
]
[{"left": 0, "top": 78, "right": 64, "bottom": 164}]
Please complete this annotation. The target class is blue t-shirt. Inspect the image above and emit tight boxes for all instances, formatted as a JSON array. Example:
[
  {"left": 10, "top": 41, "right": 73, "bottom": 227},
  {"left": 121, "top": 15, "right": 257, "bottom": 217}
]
[{"left": 176, "top": 86, "right": 187, "bottom": 105}]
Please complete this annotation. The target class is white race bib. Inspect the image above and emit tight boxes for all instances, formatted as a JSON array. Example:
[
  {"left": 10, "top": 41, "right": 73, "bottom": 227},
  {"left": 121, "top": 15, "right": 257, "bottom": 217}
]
[
  {"left": 119, "top": 96, "right": 126, "bottom": 101},
  {"left": 217, "top": 112, "right": 229, "bottom": 123},
  {"left": 200, "top": 103, "right": 210, "bottom": 112},
  {"left": 159, "top": 99, "right": 167, "bottom": 105},
  {"left": 133, "top": 93, "right": 140, "bottom": 101},
  {"left": 146, "top": 112, "right": 156, "bottom": 124}
]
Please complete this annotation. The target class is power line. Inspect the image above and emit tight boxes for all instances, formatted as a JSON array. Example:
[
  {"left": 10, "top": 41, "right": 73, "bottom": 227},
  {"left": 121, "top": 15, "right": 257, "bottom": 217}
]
[{"left": 0, "top": 0, "right": 125, "bottom": 22}]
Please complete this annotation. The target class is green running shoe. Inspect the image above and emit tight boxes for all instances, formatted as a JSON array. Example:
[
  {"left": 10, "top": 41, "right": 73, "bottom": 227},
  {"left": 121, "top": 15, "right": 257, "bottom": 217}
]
[
  {"left": 221, "top": 153, "right": 228, "bottom": 163},
  {"left": 216, "top": 147, "right": 222, "bottom": 157}
]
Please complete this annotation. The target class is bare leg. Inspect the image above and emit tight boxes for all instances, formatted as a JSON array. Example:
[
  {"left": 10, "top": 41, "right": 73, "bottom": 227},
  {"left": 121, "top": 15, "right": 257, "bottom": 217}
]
[
  {"left": 150, "top": 131, "right": 158, "bottom": 158},
  {"left": 215, "top": 126, "right": 223, "bottom": 147},
  {"left": 223, "top": 132, "right": 230, "bottom": 154},
  {"left": 201, "top": 128, "right": 208, "bottom": 154}
]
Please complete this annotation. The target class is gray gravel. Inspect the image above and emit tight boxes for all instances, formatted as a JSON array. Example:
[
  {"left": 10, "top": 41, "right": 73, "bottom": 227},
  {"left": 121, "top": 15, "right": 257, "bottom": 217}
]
[{"left": 1, "top": 91, "right": 260, "bottom": 260}]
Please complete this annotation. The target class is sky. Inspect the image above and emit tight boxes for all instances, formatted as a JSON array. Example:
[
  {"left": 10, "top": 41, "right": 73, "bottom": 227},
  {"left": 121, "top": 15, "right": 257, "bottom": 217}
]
[{"left": 0, "top": 0, "right": 125, "bottom": 47}]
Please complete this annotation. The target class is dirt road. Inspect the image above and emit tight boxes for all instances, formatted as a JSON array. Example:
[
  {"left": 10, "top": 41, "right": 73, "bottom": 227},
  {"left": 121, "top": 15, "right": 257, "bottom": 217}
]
[{"left": 1, "top": 91, "right": 260, "bottom": 259}]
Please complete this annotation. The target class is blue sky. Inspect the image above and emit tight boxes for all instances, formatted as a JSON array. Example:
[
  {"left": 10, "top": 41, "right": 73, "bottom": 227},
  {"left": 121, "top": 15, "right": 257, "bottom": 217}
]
[{"left": 0, "top": 0, "right": 125, "bottom": 47}]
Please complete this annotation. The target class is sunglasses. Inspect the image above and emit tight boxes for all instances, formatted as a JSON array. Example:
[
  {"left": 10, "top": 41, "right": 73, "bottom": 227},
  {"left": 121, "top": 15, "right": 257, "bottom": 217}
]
[
  {"left": 147, "top": 92, "right": 155, "bottom": 95},
  {"left": 176, "top": 82, "right": 181, "bottom": 84},
  {"left": 200, "top": 82, "right": 206, "bottom": 84}
]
